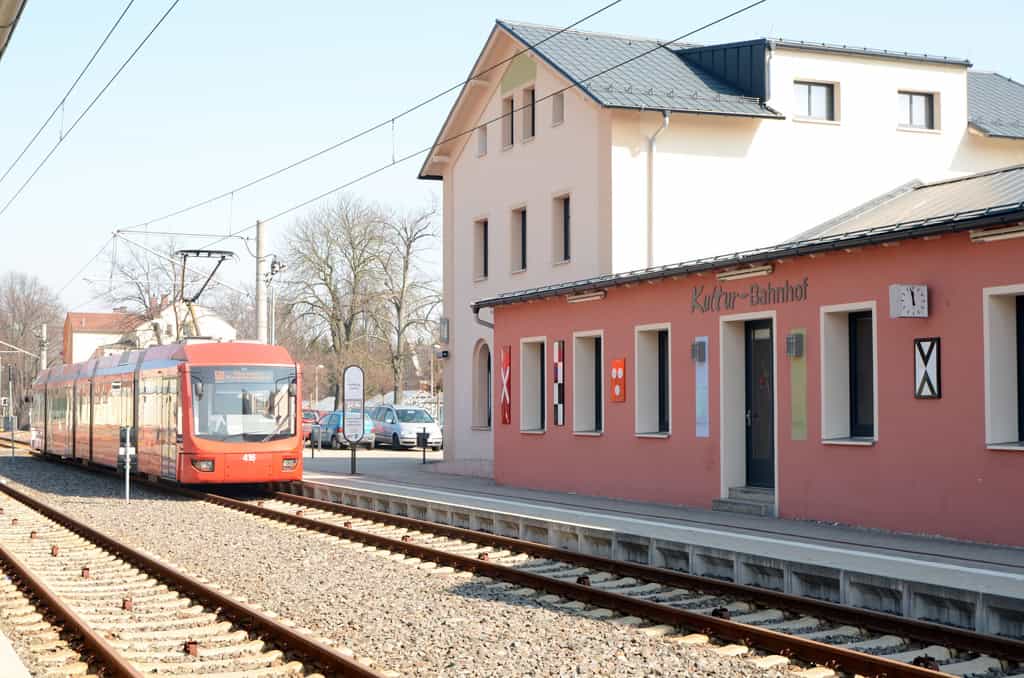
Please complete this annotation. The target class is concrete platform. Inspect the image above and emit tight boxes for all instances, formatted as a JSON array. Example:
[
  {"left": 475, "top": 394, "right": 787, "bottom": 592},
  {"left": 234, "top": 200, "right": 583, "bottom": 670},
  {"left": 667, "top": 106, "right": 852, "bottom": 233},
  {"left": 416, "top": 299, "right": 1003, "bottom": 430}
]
[
  {"left": 294, "top": 448, "right": 1024, "bottom": 637},
  {"left": 0, "top": 629, "right": 30, "bottom": 678}
]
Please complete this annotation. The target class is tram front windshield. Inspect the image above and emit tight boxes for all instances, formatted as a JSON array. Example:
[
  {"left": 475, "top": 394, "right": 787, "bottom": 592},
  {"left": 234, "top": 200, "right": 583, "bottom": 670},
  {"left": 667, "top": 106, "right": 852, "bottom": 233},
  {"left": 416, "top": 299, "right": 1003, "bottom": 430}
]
[{"left": 191, "top": 366, "right": 297, "bottom": 442}]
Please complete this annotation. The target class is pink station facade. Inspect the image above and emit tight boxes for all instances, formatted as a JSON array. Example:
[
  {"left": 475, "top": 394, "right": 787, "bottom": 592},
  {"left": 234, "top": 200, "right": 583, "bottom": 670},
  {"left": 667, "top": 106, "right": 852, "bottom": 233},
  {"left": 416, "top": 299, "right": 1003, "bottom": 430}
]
[{"left": 483, "top": 201, "right": 1024, "bottom": 547}]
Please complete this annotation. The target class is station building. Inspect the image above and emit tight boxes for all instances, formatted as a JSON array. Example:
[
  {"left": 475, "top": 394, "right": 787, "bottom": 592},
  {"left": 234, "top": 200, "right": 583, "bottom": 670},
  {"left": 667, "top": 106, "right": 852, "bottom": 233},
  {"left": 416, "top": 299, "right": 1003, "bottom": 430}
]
[
  {"left": 421, "top": 20, "right": 1024, "bottom": 478},
  {"left": 473, "top": 164, "right": 1024, "bottom": 547}
]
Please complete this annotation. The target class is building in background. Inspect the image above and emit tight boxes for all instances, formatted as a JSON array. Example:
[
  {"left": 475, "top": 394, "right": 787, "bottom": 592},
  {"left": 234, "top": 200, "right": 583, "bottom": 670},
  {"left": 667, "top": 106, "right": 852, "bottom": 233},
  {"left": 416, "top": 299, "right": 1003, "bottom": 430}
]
[
  {"left": 63, "top": 304, "right": 236, "bottom": 364},
  {"left": 420, "top": 20, "right": 1024, "bottom": 476}
]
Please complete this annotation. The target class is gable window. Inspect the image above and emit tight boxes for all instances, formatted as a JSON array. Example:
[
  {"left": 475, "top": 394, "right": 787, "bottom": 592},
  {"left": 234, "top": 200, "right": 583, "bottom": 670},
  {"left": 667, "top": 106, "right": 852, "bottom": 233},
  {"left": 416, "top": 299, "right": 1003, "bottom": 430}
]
[
  {"left": 476, "top": 126, "right": 487, "bottom": 157},
  {"left": 552, "top": 91, "right": 565, "bottom": 125},
  {"left": 636, "top": 325, "right": 670, "bottom": 435},
  {"left": 520, "top": 339, "right": 546, "bottom": 432},
  {"left": 573, "top": 333, "right": 603, "bottom": 433},
  {"left": 502, "top": 96, "right": 514, "bottom": 147},
  {"left": 523, "top": 87, "right": 536, "bottom": 140},
  {"left": 511, "top": 207, "right": 527, "bottom": 272},
  {"left": 793, "top": 81, "right": 835, "bottom": 121},
  {"left": 553, "top": 195, "right": 570, "bottom": 263},
  {"left": 898, "top": 91, "right": 935, "bottom": 129},
  {"left": 474, "top": 219, "right": 488, "bottom": 280},
  {"left": 821, "top": 303, "right": 877, "bottom": 442}
]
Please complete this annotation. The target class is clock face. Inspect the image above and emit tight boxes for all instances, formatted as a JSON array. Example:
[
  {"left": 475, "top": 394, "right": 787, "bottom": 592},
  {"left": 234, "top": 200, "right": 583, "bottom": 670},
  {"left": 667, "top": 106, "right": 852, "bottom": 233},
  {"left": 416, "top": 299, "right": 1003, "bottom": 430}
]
[{"left": 892, "top": 284, "right": 927, "bottom": 317}]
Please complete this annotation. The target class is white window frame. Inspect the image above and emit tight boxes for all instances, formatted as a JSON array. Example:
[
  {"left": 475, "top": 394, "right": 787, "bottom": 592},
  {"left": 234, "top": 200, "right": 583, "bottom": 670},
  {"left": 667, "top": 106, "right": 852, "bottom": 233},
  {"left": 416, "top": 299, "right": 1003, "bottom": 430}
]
[
  {"left": 473, "top": 217, "right": 488, "bottom": 281},
  {"left": 510, "top": 206, "right": 527, "bottom": 273},
  {"left": 502, "top": 95, "right": 514, "bottom": 148},
  {"left": 983, "top": 283, "right": 1024, "bottom": 449},
  {"left": 572, "top": 330, "right": 604, "bottom": 434},
  {"left": 634, "top": 323, "right": 671, "bottom": 437},
  {"left": 552, "top": 192, "right": 571, "bottom": 265},
  {"left": 476, "top": 126, "right": 487, "bottom": 157},
  {"left": 520, "top": 336, "right": 547, "bottom": 433},
  {"left": 552, "top": 91, "right": 565, "bottom": 126},
  {"left": 522, "top": 86, "right": 536, "bottom": 141},
  {"left": 820, "top": 301, "right": 878, "bottom": 445},
  {"left": 897, "top": 90, "right": 939, "bottom": 131},
  {"left": 793, "top": 80, "right": 838, "bottom": 122},
  {"left": 471, "top": 340, "right": 492, "bottom": 430}
]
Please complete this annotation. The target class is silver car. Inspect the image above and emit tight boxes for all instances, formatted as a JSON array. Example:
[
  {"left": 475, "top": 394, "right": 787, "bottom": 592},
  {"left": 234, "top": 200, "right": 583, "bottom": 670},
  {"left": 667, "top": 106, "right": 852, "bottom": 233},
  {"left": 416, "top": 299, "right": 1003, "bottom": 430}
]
[{"left": 371, "top": 405, "right": 442, "bottom": 450}]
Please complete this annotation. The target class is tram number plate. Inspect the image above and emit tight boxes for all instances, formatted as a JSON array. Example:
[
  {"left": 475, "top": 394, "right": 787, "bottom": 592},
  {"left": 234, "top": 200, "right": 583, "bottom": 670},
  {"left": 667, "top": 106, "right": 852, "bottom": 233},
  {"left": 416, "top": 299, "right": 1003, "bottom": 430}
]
[{"left": 241, "top": 453, "right": 257, "bottom": 463}]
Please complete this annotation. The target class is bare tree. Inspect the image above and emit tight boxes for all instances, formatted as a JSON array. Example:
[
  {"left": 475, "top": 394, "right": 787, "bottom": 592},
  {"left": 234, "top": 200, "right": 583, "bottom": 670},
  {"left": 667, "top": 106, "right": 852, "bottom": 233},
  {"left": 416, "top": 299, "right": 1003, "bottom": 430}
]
[
  {"left": 0, "top": 272, "right": 63, "bottom": 426},
  {"left": 95, "top": 238, "right": 197, "bottom": 343},
  {"left": 373, "top": 204, "right": 441, "bottom": 404}
]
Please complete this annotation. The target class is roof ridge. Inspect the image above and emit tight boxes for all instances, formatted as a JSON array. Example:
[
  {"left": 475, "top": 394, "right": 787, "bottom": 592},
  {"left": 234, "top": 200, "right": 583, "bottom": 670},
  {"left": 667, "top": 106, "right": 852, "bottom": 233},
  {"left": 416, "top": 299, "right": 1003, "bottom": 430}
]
[
  {"left": 918, "top": 163, "right": 1024, "bottom": 189},
  {"left": 496, "top": 19, "right": 687, "bottom": 48},
  {"left": 769, "top": 37, "right": 970, "bottom": 66}
]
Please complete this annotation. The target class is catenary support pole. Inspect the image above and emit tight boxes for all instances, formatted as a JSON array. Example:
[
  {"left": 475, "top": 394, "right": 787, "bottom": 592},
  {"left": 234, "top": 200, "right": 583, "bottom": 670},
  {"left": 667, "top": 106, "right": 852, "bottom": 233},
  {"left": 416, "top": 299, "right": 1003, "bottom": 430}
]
[
  {"left": 255, "top": 220, "right": 267, "bottom": 343},
  {"left": 8, "top": 366, "right": 13, "bottom": 458},
  {"left": 39, "top": 324, "right": 46, "bottom": 370}
]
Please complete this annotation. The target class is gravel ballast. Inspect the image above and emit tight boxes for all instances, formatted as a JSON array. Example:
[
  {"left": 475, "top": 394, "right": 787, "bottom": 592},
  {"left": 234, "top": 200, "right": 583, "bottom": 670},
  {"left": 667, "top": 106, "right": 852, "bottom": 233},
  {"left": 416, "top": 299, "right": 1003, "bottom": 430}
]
[{"left": 0, "top": 458, "right": 780, "bottom": 677}]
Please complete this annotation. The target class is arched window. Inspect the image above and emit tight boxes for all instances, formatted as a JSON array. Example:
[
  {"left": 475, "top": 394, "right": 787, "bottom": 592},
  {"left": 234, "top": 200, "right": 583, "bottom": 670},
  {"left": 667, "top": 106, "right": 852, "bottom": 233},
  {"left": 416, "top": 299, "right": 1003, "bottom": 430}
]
[{"left": 472, "top": 342, "right": 492, "bottom": 428}]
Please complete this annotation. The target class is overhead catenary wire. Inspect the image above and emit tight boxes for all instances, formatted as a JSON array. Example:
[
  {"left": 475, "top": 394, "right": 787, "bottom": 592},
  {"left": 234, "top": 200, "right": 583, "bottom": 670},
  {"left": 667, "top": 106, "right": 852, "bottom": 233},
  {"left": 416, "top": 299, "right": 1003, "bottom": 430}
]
[
  {"left": 114, "top": 232, "right": 251, "bottom": 297},
  {"left": 202, "top": 0, "right": 770, "bottom": 246},
  {"left": 55, "top": 235, "right": 116, "bottom": 298},
  {"left": 0, "top": 0, "right": 137, "bottom": 188},
  {"left": 110, "top": 0, "right": 628, "bottom": 233},
  {"left": 0, "top": 0, "right": 182, "bottom": 220}
]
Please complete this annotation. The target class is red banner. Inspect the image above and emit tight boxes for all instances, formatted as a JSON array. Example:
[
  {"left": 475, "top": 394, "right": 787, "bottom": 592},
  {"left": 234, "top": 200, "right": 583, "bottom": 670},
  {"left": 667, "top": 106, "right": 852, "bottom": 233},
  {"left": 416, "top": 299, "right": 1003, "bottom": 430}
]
[{"left": 500, "top": 345, "right": 512, "bottom": 425}]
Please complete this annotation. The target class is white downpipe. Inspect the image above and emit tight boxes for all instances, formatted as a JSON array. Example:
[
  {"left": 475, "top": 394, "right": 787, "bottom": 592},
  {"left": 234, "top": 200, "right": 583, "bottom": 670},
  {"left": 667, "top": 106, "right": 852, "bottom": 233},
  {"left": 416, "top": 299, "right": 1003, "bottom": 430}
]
[{"left": 646, "top": 110, "right": 671, "bottom": 268}]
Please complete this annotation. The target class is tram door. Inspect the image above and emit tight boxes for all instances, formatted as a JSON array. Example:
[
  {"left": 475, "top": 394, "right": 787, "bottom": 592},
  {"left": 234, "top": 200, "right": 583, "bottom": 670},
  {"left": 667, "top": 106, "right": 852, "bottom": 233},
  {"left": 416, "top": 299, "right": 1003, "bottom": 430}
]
[{"left": 160, "top": 375, "right": 178, "bottom": 480}]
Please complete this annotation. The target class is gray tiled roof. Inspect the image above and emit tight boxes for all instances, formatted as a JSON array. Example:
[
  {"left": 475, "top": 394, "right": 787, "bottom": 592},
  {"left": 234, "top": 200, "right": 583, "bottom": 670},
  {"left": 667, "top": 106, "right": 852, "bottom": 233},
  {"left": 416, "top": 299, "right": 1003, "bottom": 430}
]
[
  {"left": 473, "top": 165, "right": 1024, "bottom": 310},
  {"left": 497, "top": 20, "right": 781, "bottom": 119},
  {"left": 968, "top": 72, "right": 1024, "bottom": 140},
  {"left": 792, "top": 164, "right": 1024, "bottom": 242}
]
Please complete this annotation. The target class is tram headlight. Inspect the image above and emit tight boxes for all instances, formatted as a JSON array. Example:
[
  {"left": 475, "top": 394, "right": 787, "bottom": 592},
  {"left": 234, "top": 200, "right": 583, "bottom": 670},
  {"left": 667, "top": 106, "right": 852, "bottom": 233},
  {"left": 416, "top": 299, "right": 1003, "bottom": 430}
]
[
  {"left": 282, "top": 458, "right": 298, "bottom": 471},
  {"left": 190, "top": 459, "right": 215, "bottom": 472}
]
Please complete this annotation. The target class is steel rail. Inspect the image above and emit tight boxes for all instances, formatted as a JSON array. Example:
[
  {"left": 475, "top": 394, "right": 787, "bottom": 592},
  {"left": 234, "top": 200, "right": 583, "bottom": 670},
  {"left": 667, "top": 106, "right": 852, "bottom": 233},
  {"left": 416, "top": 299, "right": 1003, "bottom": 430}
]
[
  {"left": 0, "top": 542, "right": 144, "bottom": 677},
  {"left": 171, "top": 486, "right": 953, "bottom": 678},
  {"left": 0, "top": 481, "right": 384, "bottom": 678},
  {"left": 275, "top": 487, "right": 1024, "bottom": 666}
]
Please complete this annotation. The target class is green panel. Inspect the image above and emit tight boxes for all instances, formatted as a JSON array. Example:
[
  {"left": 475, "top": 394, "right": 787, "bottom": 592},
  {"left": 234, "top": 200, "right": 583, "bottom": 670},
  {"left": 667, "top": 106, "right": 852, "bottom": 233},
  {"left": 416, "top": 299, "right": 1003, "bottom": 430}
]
[
  {"left": 501, "top": 53, "right": 537, "bottom": 94},
  {"left": 790, "top": 329, "right": 807, "bottom": 441}
]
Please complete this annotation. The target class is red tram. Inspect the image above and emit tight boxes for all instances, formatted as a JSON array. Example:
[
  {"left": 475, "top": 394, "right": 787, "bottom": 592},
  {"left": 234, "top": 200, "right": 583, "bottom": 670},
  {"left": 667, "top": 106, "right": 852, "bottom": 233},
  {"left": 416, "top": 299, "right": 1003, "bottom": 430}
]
[{"left": 30, "top": 341, "right": 303, "bottom": 484}]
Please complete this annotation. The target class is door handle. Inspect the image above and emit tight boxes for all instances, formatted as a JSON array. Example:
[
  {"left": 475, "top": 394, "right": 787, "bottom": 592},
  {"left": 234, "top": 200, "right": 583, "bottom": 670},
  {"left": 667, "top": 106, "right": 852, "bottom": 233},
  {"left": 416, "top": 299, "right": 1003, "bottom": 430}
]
[{"left": 745, "top": 410, "right": 752, "bottom": 427}]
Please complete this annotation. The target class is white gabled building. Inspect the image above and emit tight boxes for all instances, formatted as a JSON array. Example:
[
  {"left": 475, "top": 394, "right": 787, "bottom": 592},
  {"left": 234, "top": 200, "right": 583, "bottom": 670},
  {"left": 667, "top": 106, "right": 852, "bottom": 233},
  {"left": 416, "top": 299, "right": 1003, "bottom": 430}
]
[{"left": 419, "top": 20, "right": 1024, "bottom": 476}]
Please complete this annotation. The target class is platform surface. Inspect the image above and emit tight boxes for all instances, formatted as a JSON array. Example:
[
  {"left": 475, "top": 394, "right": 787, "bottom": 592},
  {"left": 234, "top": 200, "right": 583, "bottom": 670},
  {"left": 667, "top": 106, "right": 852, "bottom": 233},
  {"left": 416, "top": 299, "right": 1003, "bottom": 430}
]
[
  {"left": 301, "top": 448, "right": 1024, "bottom": 597},
  {"left": 0, "top": 629, "right": 30, "bottom": 678}
]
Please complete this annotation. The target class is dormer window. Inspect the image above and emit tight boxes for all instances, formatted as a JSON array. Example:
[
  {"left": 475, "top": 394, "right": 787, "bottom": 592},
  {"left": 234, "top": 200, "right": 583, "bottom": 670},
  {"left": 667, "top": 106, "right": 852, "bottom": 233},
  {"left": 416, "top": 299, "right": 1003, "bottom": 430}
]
[
  {"left": 898, "top": 91, "right": 935, "bottom": 129},
  {"left": 793, "top": 81, "right": 835, "bottom": 121}
]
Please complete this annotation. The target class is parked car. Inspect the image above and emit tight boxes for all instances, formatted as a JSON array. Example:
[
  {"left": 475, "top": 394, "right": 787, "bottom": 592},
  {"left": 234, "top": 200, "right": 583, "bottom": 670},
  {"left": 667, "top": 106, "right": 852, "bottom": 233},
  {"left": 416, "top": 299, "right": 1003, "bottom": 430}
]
[
  {"left": 315, "top": 410, "right": 374, "bottom": 449},
  {"left": 302, "top": 409, "right": 323, "bottom": 444},
  {"left": 370, "top": 405, "right": 442, "bottom": 450}
]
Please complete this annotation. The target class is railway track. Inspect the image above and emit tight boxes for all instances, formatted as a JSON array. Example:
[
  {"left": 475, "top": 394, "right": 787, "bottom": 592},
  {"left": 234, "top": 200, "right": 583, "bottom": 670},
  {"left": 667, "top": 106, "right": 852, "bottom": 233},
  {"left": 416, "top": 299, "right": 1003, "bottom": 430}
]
[
  {"left": 183, "top": 486, "right": 1022, "bottom": 678},
  {"left": 0, "top": 480, "right": 384, "bottom": 677},
  {"left": 14, "top": 453, "right": 1024, "bottom": 677}
]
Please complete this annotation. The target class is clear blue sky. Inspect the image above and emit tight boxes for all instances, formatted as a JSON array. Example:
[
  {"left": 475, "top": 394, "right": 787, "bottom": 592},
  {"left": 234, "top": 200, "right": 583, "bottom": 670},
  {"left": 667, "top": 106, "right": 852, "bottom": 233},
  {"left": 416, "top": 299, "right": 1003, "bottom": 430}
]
[{"left": 1, "top": 0, "right": 1022, "bottom": 310}]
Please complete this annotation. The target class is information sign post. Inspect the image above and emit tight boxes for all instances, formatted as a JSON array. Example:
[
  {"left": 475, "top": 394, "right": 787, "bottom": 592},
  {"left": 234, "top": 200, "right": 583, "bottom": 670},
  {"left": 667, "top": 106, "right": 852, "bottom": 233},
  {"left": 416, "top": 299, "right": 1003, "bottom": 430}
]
[{"left": 341, "top": 365, "right": 365, "bottom": 475}]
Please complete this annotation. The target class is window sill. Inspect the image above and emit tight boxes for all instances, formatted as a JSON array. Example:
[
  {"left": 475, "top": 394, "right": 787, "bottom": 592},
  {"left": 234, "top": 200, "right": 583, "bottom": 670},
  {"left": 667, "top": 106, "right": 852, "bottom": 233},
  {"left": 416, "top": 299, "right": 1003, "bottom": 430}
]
[
  {"left": 471, "top": 425, "right": 492, "bottom": 432},
  {"left": 502, "top": 144, "right": 514, "bottom": 151},
  {"left": 793, "top": 116, "right": 840, "bottom": 126},
  {"left": 476, "top": 152, "right": 487, "bottom": 159},
  {"left": 821, "top": 437, "right": 876, "bottom": 447},
  {"left": 523, "top": 134, "right": 536, "bottom": 144},
  {"left": 636, "top": 432, "right": 670, "bottom": 439},
  {"left": 552, "top": 119, "right": 564, "bottom": 128},
  {"left": 553, "top": 258, "right": 571, "bottom": 267},
  {"left": 986, "top": 442, "right": 1024, "bottom": 451},
  {"left": 520, "top": 429, "right": 546, "bottom": 435},
  {"left": 511, "top": 268, "right": 527, "bottom": 276},
  {"left": 897, "top": 125, "right": 940, "bottom": 135},
  {"left": 473, "top": 276, "right": 488, "bottom": 283},
  {"left": 573, "top": 430, "right": 603, "bottom": 437}
]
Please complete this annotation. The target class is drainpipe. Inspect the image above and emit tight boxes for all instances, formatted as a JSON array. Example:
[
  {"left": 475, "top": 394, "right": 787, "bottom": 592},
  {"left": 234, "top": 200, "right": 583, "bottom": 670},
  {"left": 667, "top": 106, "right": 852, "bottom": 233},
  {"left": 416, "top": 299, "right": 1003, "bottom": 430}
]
[
  {"left": 646, "top": 110, "right": 671, "bottom": 268},
  {"left": 473, "top": 306, "right": 494, "bottom": 330}
]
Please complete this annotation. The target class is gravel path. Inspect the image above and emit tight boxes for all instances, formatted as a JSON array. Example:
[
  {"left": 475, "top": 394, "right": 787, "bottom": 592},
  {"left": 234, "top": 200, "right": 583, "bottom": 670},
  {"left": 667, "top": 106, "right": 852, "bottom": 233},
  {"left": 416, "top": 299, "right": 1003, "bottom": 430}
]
[{"left": 0, "top": 458, "right": 779, "bottom": 677}]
